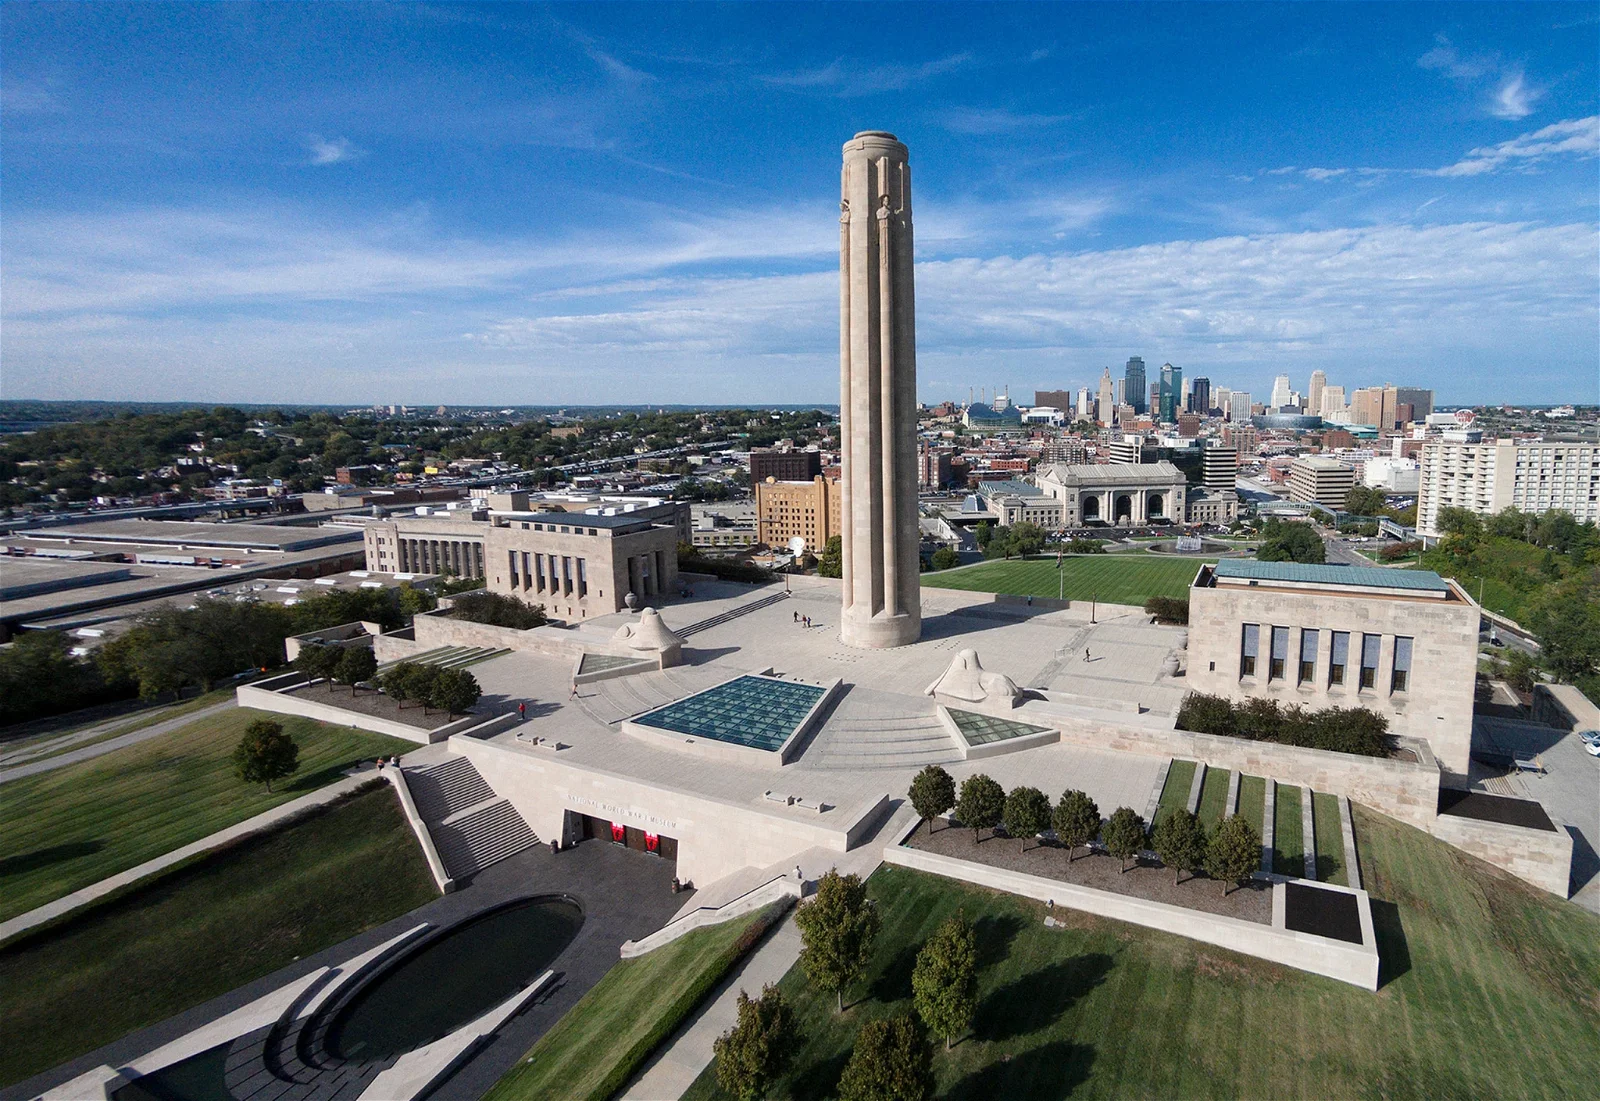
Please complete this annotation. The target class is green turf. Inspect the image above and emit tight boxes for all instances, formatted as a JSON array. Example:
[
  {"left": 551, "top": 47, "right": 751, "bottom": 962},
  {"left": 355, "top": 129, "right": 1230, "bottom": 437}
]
[
  {"left": 1235, "top": 775, "right": 1267, "bottom": 838},
  {"left": 1313, "top": 793, "right": 1347, "bottom": 885},
  {"left": 922, "top": 554, "right": 1212, "bottom": 605},
  {"left": 0, "top": 707, "right": 417, "bottom": 923},
  {"left": 484, "top": 904, "right": 785, "bottom": 1101},
  {"left": 1195, "top": 768, "right": 1232, "bottom": 830},
  {"left": 0, "top": 784, "right": 436, "bottom": 1086},
  {"left": 683, "top": 806, "right": 1600, "bottom": 1100},
  {"left": 1151, "top": 760, "right": 1195, "bottom": 829},
  {"left": 1272, "top": 784, "right": 1305, "bottom": 877},
  {"left": 0, "top": 689, "right": 235, "bottom": 764}
]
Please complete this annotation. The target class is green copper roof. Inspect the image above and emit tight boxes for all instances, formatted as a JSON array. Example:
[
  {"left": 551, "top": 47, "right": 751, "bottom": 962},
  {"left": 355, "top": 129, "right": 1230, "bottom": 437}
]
[{"left": 1211, "top": 559, "right": 1449, "bottom": 592}]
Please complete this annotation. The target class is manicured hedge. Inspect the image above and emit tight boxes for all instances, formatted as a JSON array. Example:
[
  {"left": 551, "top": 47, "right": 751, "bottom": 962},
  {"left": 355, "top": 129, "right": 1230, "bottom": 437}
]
[
  {"left": 1143, "top": 596, "right": 1189, "bottom": 625},
  {"left": 1176, "top": 693, "right": 1390, "bottom": 758}
]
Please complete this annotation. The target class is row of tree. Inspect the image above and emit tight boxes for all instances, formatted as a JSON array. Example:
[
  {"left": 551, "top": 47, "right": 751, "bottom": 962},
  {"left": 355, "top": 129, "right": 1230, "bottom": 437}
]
[
  {"left": 1177, "top": 694, "right": 1391, "bottom": 758},
  {"left": 375, "top": 660, "right": 482, "bottom": 718}
]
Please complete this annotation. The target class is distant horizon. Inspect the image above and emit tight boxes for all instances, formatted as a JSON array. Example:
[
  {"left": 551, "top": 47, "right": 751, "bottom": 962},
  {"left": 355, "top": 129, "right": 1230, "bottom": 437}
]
[{"left": 4, "top": 3, "right": 1596, "bottom": 405}]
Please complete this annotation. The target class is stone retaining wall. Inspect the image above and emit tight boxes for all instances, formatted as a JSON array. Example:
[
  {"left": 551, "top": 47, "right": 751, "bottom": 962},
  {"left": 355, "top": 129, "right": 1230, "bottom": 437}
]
[
  {"left": 236, "top": 674, "right": 481, "bottom": 745},
  {"left": 1428, "top": 807, "right": 1574, "bottom": 897},
  {"left": 1531, "top": 683, "right": 1600, "bottom": 733}
]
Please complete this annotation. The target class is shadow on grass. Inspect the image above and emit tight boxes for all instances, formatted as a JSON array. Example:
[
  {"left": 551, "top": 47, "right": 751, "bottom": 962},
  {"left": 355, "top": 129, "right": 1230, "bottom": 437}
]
[
  {"left": 783, "top": 1047, "right": 852, "bottom": 1101},
  {"left": 1315, "top": 852, "right": 1342, "bottom": 882},
  {"left": 974, "top": 955, "right": 1113, "bottom": 1042},
  {"left": 1370, "top": 899, "right": 1412, "bottom": 988},
  {"left": 284, "top": 760, "right": 367, "bottom": 794},
  {"left": 944, "top": 1039, "right": 1096, "bottom": 1100},
  {"left": 869, "top": 940, "right": 921, "bottom": 1004},
  {"left": 0, "top": 840, "right": 105, "bottom": 877},
  {"left": 972, "top": 913, "right": 1025, "bottom": 971}
]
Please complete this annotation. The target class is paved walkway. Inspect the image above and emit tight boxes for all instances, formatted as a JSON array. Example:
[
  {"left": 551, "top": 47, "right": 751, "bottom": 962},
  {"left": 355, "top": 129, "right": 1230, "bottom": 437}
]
[
  {"left": 0, "top": 700, "right": 236, "bottom": 784},
  {"left": 622, "top": 802, "right": 919, "bottom": 1101},
  {"left": 0, "top": 763, "right": 377, "bottom": 945}
]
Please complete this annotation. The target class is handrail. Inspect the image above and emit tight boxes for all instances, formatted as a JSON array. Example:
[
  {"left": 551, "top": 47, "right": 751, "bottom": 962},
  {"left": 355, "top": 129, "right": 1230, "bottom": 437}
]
[{"left": 619, "top": 873, "right": 799, "bottom": 958}]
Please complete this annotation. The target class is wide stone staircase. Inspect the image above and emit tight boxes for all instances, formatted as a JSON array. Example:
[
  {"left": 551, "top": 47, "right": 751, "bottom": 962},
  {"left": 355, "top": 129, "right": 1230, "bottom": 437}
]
[
  {"left": 576, "top": 666, "right": 726, "bottom": 725},
  {"left": 803, "top": 692, "right": 960, "bottom": 770},
  {"left": 672, "top": 591, "right": 790, "bottom": 638},
  {"left": 402, "top": 756, "right": 539, "bottom": 879}
]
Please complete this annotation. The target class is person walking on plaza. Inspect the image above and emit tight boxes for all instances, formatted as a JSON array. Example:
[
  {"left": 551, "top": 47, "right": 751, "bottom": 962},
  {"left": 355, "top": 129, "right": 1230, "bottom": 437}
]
[
  {"left": 570, "top": 680, "right": 578, "bottom": 700},
  {"left": 518, "top": 701, "right": 526, "bottom": 720}
]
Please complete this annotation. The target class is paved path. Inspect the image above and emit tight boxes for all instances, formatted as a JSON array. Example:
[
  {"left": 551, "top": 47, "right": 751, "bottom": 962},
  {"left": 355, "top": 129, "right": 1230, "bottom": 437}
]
[
  {"left": 622, "top": 802, "right": 918, "bottom": 1101},
  {"left": 0, "top": 700, "right": 237, "bottom": 784},
  {"left": 0, "top": 763, "right": 379, "bottom": 945}
]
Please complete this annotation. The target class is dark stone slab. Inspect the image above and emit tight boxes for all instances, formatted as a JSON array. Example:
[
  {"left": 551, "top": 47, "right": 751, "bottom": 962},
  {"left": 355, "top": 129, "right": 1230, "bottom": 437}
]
[
  {"left": 1437, "top": 788, "right": 1556, "bottom": 832},
  {"left": 1284, "top": 882, "right": 1362, "bottom": 945}
]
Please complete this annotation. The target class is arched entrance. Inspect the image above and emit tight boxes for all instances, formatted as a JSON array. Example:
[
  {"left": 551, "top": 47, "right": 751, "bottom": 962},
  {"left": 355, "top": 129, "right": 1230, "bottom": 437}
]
[
  {"left": 1081, "top": 495, "right": 1100, "bottom": 521},
  {"left": 1114, "top": 494, "right": 1133, "bottom": 524},
  {"left": 1146, "top": 491, "right": 1165, "bottom": 519}
]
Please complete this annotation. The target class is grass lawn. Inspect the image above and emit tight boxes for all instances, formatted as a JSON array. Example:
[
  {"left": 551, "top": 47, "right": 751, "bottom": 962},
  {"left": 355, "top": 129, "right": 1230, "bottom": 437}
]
[
  {"left": 684, "top": 806, "right": 1600, "bottom": 1100},
  {"left": 1272, "top": 784, "right": 1305, "bottom": 877},
  {"left": 1313, "top": 793, "right": 1347, "bottom": 885},
  {"left": 1195, "top": 768, "right": 1232, "bottom": 830},
  {"left": 0, "top": 688, "right": 235, "bottom": 763},
  {"left": 1235, "top": 775, "right": 1266, "bottom": 838},
  {"left": 484, "top": 903, "right": 786, "bottom": 1101},
  {"left": 0, "top": 707, "right": 416, "bottom": 923},
  {"left": 0, "top": 784, "right": 436, "bottom": 1086},
  {"left": 923, "top": 554, "right": 1211, "bottom": 605},
  {"left": 1151, "top": 760, "right": 1195, "bottom": 828}
]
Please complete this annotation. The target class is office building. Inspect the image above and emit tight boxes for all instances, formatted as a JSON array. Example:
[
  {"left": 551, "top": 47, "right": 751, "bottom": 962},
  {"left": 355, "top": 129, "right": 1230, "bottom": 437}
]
[
  {"left": 1076, "top": 388, "right": 1094, "bottom": 421},
  {"left": 1188, "top": 560, "right": 1480, "bottom": 774},
  {"left": 1395, "top": 388, "right": 1435, "bottom": 421},
  {"left": 1320, "top": 385, "right": 1347, "bottom": 422},
  {"left": 1228, "top": 391, "right": 1252, "bottom": 423},
  {"left": 749, "top": 447, "right": 822, "bottom": 483},
  {"left": 1416, "top": 438, "right": 1600, "bottom": 537},
  {"left": 1158, "top": 363, "right": 1182, "bottom": 423},
  {"left": 1362, "top": 456, "right": 1421, "bottom": 495},
  {"left": 918, "top": 443, "right": 955, "bottom": 489},
  {"left": 1191, "top": 377, "right": 1211, "bottom": 417},
  {"left": 1097, "top": 367, "right": 1117, "bottom": 427},
  {"left": 1287, "top": 456, "right": 1357, "bottom": 509},
  {"left": 1124, "top": 357, "right": 1147, "bottom": 414},
  {"left": 1040, "top": 437, "right": 1090, "bottom": 466},
  {"left": 1202, "top": 444, "right": 1239, "bottom": 491},
  {"left": 755, "top": 475, "right": 842, "bottom": 552},
  {"left": 1184, "top": 489, "right": 1240, "bottom": 524},
  {"left": 1351, "top": 385, "right": 1399, "bottom": 430},
  {"left": 1270, "top": 374, "right": 1293, "bottom": 411},
  {"left": 1033, "top": 389, "right": 1074, "bottom": 411},
  {"left": 1308, "top": 371, "right": 1326, "bottom": 419},
  {"left": 1222, "top": 423, "right": 1259, "bottom": 456}
]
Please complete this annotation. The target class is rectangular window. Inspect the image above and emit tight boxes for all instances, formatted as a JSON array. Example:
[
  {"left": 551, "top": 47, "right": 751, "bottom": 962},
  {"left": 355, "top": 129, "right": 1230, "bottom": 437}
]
[
  {"left": 1329, "top": 631, "right": 1349, "bottom": 686},
  {"left": 577, "top": 557, "right": 588, "bottom": 598},
  {"left": 508, "top": 550, "right": 519, "bottom": 587},
  {"left": 563, "top": 556, "right": 573, "bottom": 594},
  {"left": 1240, "top": 623, "right": 1259, "bottom": 678},
  {"left": 1269, "top": 626, "right": 1288, "bottom": 681},
  {"left": 1360, "top": 633, "right": 1381, "bottom": 689},
  {"left": 1299, "top": 629, "right": 1318, "bottom": 685},
  {"left": 533, "top": 553, "right": 544, "bottom": 591},
  {"left": 1392, "top": 636, "right": 1412, "bottom": 693}
]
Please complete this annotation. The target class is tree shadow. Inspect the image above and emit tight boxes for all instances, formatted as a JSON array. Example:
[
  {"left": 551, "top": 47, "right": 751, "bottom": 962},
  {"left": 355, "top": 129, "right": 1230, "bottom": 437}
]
[
  {"left": 974, "top": 955, "right": 1113, "bottom": 1042},
  {"left": 0, "top": 839, "right": 104, "bottom": 877},
  {"left": 1315, "top": 851, "right": 1341, "bottom": 882},
  {"left": 1370, "top": 899, "right": 1412, "bottom": 988},
  {"left": 682, "top": 645, "right": 742, "bottom": 665},
  {"left": 869, "top": 940, "right": 922, "bottom": 1003},
  {"left": 786, "top": 1047, "right": 852, "bottom": 1101},
  {"left": 944, "top": 1040, "right": 1096, "bottom": 1101},
  {"left": 972, "top": 912, "right": 1025, "bottom": 971}
]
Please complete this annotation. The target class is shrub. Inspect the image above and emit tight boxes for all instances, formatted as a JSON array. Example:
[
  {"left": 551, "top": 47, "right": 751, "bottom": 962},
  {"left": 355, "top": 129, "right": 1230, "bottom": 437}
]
[
  {"left": 334, "top": 646, "right": 377, "bottom": 693},
  {"left": 1052, "top": 790, "right": 1101, "bottom": 862},
  {"left": 1175, "top": 692, "right": 1237, "bottom": 737},
  {"left": 1102, "top": 807, "right": 1147, "bottom": 873},
  {"left": 1001, "top": 786, "right": 1052, "bottom": 852},
  {"left": 448, "top": 591, "right": 548, "bottom": 630},
  {"left": 908, "top": 765, "right": 955, "bottom": 834},
  {"left": 816, "top": 536, "right": 843, "bottom": 579},
  {"left": 1177, "top": 693, "right": 1391, "bottom": 758},
  {"left": 954, "top": 774, "right": 1005, "bottom": 844},
  {"left": 427, "top": 667, "right": 481, "bottom": 717},
  {"left": 1151, "top": 810, "right": 1207, "bottom": 885},
  {"left": 929, "top": 546, "right": 960, "bottom": 571},
  {"left": 713, "top": 984, "right": 799, "bottom": 1101},
  {"left": 912, "top": 912, "right": 976, "bottom": 1052},
  {"left": 1143, "top": 596, "right": 1189, "bottom": 625}
]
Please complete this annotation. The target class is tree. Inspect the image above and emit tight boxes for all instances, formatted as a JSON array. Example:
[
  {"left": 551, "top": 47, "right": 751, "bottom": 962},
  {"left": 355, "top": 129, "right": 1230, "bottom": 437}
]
[
  {"left": 334, "top": 646, "right": 378, "bottom": 694},
  {"left": 908, "top": 765, "right": 955, "bottom": 834},
  {"left": 817, "top": 535, "right": 844, "bottom": 579},
  {"left": 1256, "top": 520, "right": 1325, "bottom": 564},
  {"left": 912, "top": 911, "right": 976, "bottom": 1051},
  {"left": 974, "top": 520, "right": 992, "bottom": 548},
  {"left": 1205, "top": 814, "right": 1262, "bottom": 896},
  {"left": 428, "top": 667, "right": 481, "bottom": 717},
  {"left": 1008, "top": 521, "right": 1047, "bottom": 556},
  {"left": 1143, "top": 596, "right": 1189, "bottom": 625},
  {"left": 294, "top": 642, "right": 342, "bottom": 691},
  {"left": 929, "top": 546, "right": 960, "bottom": 571},
  {"left": 1052, "top": 790, "right": 1101, "bottom": 863},
  {"left": 1151, "top": 810, "right": 1208, "bottom": 885},
  {"left": 795, "top": 870, "right": 881, "bottom": 1014},
  {"left": 449, "top": 591, "right": 548, "bottom": 630},
  {"left": 232, "top": 718, "right": 299, "bottom": 793},
  {"left": 954, "top": 774, "right": 1005, "bottom": 844},
  {"left": 836, "top": 1014, "right": 933, "bottom": 1101},
  {"left": 1002, "top": 785, "right": 1052, "bottom": 852},
  {"left": 1102, "top": 806, "right": 1147, "bottom": 873},
  {"left": 1527, "top": 572, "right": 1600, "bottom": 681},
  {"left": 1343, "top": 485, "right": 1389, "bottom": 516},
  {"left": 401, "top": 662, "right": 442, "bottom": 713},
  {"left": 713, "top": 984, "right": 799, "bottom": 1101}
]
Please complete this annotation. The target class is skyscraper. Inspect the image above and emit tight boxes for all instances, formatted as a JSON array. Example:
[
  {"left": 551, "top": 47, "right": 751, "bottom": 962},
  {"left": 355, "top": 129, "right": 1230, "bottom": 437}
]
[
  {"left": 1192, "top": 377, "right": 1211, "bottom": 416},
  {"left": 1124, "top": 356, "right": 1147, "bottom": 414},
  {"left": 1097, "top": 367, "right": 1116, "bottom": 427},
  {"left": 1270, "top": 374, "right": 1293, "bottom": 411},
  {"left": 839, "top": 131, "right": 919, "bottom": 649},
  {"left": 1308, "top": 370, "right": 1326, "bottom": 418},
  {"left": 1158, "top": 362, "right": 1182, "bottom": 423},
  {"left": 1229, "top": 391, "right": 1252, "bottom": 422}
]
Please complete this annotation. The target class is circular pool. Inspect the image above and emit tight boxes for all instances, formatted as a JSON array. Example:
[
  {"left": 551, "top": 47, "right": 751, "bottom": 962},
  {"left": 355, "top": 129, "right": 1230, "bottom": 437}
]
[{"left": 323, "top": 895, "right": 583, "bottom": 1061}]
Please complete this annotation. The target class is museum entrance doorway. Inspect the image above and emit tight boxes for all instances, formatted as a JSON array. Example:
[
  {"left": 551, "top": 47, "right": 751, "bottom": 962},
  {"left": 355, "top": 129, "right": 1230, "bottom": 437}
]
[{"left": 570, "top": 811, "right": 679, "bottom": 863}]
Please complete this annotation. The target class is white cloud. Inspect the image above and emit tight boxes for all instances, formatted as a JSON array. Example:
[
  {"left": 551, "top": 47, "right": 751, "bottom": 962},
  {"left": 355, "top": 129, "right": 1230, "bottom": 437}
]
[
  {"left": 1431, "top": 116, "right": 1599, "bottom": 177},
  {"left": 1302, "top": 168, "right": 1349, "bottom": 181},
  {"left": 761, "top": 53, "right": 972, "bottom": 96},
  {"left": 938, "top": 107, "right": 1076, "bottom": 135},
  {"left": 305, "top": 135, "right": 362, "bottom": 165},
  {"left": 1488, "top": 71, "right": 1542, "bottom": 120},
  {"left": 1416, "top": 36, "right": 1496, "bottom": 81}
]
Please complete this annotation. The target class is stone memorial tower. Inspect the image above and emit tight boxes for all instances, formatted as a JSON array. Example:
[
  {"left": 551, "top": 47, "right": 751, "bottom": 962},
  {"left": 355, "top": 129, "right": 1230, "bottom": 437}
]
[{"left": 839, "top": 130, "right": 921, "bottom": 648}]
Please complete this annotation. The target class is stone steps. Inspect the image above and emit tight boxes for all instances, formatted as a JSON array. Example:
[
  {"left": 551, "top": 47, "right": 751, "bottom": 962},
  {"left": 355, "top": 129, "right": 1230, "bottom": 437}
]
[
  {"left": 674, "top": 591, "right": 790, "bottom": 638},
  {"left": 403, "top": 756, "right": 493, "bottom": 821},
  {"left": 431, "top": 799, "right": 540, "bottom": 879}
]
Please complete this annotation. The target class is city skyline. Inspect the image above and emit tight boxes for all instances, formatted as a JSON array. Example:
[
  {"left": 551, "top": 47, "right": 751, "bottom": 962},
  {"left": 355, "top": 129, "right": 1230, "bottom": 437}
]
[{"left": 3, "top": 3, "right": 1597, "bottom": 406}]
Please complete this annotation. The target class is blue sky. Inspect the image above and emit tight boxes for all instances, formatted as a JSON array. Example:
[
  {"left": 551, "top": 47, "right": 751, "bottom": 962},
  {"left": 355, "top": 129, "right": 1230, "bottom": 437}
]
[{"left": 3, "top": 2, "right": 1597, "bottom": 406}]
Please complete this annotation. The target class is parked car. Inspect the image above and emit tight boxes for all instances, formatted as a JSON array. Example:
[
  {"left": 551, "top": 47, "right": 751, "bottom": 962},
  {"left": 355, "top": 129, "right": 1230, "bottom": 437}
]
[{"left": 1578, "top": 730, "right": 1600, "bottom": 758}]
